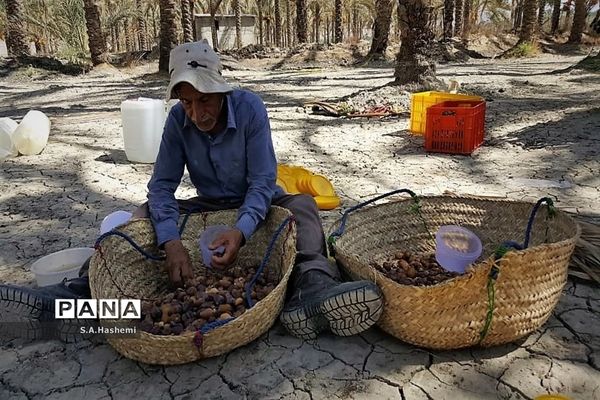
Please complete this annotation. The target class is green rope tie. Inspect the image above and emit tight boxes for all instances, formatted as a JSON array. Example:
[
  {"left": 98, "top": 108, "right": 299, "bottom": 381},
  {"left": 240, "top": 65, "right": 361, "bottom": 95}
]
[
  {"left": 408, "top": 198, "right": 434, "bottom": 242},
  {"left": 479, "top": 260, "right": 500, "bottom": 343}
]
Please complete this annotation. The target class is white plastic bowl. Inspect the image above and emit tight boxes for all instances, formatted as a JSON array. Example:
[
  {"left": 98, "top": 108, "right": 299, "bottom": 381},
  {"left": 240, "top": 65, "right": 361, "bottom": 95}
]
[
  {"left": 30, "top": 247, "right": 95, "bottom": 287},
  {"left": 100, "top": 210, "right": 132, "bottom": 235}
]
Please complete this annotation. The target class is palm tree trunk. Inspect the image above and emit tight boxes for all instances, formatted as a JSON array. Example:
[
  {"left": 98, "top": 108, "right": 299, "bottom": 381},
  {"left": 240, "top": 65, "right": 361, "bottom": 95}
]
[
  {"left": 209, "top": 0, "right": 224, "bottom": 50},
  {"left": 513, "top": 0, "right": 524, "bottom": 31},
  {"left": 234, "top": 0, "right": 242, "bottom": 48},
  {"left": 369, "top": 0, "right": 392, "bottom": 55},
  {"left": 453, "top": 0, "right": 463, "bottom": 36},
  {"left": 518, "top": 0, "right": 537, "bottom": 43},
  {"left": 563, "top": 3, "right": 572, "bottom": 32},
  {"left": 296, "top": 0, "right": 308, "bottom": 43},
  {"left": 285, "top": 0, "right": 292, "bottom": 47},
  {"left": 6, "top": 0, "right": 31, "bottom": 56},
  {"left": 394, "top": 0, "right": 436, "bottom": 85},
  {"left": 314, "top": 3, "right": 321, "bottom": 43},
  {"left": 181, "top": 0, "right": 194, "bottom": 42},
  {"left": 567, "top": 0, "right": 587, "bottom": 43},
  {"left": 125, "top": 19, "right": 133, "bottom": 51},
  {"left": 136, "top": 0, "right": 148, "bottom": 50},
  {"left": 275, "top": 0, "right": 282, "bottom": 46},
  {"left": 550, "top": 0, "right": 560, "bottom": 34},
  {"left": 463, "top": 0, "right": 471, "bottom": 36},
  {"left": 537, "top": 0, "right": 545, "bottom": 31},
  {"left": 159, "top": 0, "right": 178, "bottom": 72},
  {"left": 443, "top": 0, "right": 454, "bottom": 40},
  {"left": 352, "top": 3, "right": 359, "bottom": 39},
  {"left": 257, "top": 3, "right": 264, "bottom": 45},
  {"left": 83, "top": 0, "right": 108, "bottom": 64},
  {"left": 334, "top": 0, "right": 343, "bottom": 42}
]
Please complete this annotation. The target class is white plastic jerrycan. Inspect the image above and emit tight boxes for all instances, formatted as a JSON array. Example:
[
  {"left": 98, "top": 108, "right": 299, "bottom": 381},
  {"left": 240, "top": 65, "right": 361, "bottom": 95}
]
[
  {"left": 0, "top": 117, "right": 19, "bottom": 160},
  {"left": 12, "top": 110, "right": 51, "bottom": 155},
  {"left": 120, "top": 98, "right": 167, "bottom": 163}
]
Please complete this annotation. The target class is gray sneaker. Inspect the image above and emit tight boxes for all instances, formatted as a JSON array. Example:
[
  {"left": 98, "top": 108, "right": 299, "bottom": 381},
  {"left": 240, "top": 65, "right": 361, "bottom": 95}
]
[
  {"left": 280, "top": 271, "right": 383, "bottom": 340},
  {"left": 0, "top": 279, "right": 94, "bottom": 343}
]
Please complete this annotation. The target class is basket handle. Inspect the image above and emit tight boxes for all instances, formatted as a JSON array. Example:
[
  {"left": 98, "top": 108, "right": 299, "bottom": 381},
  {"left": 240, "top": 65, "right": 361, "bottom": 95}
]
[
  {"left": 94, "top": 211, "right": 296, "bottom": 309},
  {"left": 327, "top": 189, "right": 426, "bottom": 255},
  {"left": 480, "top": 197, "right": 556, "bottom": 344},
  {"left": 493, "top": 196, "right": 556, "bottom": 259}
]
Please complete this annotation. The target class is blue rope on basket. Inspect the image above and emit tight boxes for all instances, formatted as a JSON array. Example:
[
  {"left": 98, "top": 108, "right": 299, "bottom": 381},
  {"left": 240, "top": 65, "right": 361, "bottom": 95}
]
[
  {"left": 479, "top": 197, "right": 556, "bottom": 342},
  {"left": 327, "top": 188, "right": 428, "bottom": 256},
  {"left": 94, "top": 211, "right": 295, "bottom": 345}
]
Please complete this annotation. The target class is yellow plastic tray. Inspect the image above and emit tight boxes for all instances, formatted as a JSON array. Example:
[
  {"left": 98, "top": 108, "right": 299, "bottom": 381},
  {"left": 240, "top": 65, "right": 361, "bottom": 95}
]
[{"left": 276, "top": 164, "right": 341, "bottom": 210}]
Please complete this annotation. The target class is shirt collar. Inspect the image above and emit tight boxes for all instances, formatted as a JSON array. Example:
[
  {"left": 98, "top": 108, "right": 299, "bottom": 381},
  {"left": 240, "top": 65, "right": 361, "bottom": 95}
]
[{"left": 182, "top": 92, "right": 237, "bottom": 132}]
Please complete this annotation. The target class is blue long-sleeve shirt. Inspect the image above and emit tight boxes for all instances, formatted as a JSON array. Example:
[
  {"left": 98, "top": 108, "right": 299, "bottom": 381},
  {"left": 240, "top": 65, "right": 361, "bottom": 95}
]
[{"left": 147, "top": 89, "right": 284, "bottom": 246}]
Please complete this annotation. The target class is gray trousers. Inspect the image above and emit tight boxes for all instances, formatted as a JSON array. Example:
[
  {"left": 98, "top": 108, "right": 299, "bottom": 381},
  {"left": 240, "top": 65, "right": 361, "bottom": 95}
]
[{"left": 133, "top": 194, "right": 340, "bottom": 286}]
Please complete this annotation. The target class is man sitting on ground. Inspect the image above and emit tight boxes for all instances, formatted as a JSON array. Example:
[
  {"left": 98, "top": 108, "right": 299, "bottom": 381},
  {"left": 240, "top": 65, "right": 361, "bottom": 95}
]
[{"left": 0, "top": 40, "right": 383, "bottom": 342}]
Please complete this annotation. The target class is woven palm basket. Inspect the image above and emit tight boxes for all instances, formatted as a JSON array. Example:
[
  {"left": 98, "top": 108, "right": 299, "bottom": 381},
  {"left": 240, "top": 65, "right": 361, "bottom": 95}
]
[
  {"left": 328, "top": 195, "right": 579, "bottom": 350},
  {"left": 89, "top": 206, "right": 296, "bottom": 365}
]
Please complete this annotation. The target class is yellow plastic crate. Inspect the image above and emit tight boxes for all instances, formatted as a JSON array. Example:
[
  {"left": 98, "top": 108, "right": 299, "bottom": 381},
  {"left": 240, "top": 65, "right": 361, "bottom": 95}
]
[{"left": 410, "top": 91, "right": 483, "bottom": 135}]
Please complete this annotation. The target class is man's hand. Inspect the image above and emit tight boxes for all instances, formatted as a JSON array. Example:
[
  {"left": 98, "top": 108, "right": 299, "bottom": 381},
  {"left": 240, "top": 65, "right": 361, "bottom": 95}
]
[
  {"left": 164, "top": 240, "right": 194, "bottom": 287},
  {"left": 209, "top": 228, "right": 244, "bottom": 269}
]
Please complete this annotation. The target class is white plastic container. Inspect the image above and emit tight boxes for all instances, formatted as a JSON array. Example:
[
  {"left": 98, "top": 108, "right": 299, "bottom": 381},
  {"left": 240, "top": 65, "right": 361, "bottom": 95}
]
[
  {"left": 31, "top": 247, "right": 95, "bottom": 287},
  {"left": 12, "top": 110, "right": 51, "bottom": 155},
  {"left": 121, "top": 98, "right": 166, "bottom": 163},
  {"left": 0, "top": 117, "right": 19, "bottom": 160},
  {"left": 198, "top": 225, "right": 229, "bottom": 267},
  {"left": 100, "top": 210, "right": 132, "bottom": 234},
  {"left": 435, "top": 225, "right": 482, "bottom": 273}
]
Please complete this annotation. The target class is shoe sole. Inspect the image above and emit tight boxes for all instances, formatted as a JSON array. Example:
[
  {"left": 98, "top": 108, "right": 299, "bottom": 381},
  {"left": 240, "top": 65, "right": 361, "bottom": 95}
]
[
  {"left": 280, "top": 281, "right": 383, "bottom": 340},
  {"left": 0, "top": 285, "right": 91, "bottom": 343}
]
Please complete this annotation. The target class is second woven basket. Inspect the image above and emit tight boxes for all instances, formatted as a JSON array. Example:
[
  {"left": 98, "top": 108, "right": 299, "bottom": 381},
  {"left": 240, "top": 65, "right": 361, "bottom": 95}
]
[
  {"left": 328, "top": 195, "right": 579, "bottom": 350},
  {"left": 89, "top": 206, "right": 296, "bottom": 365}
]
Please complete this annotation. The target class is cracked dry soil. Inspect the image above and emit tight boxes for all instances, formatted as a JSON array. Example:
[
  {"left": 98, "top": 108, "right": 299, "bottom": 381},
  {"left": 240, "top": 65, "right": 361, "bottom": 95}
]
[{"left": 1, "top": 53, "right": 599, "bottom": 399}]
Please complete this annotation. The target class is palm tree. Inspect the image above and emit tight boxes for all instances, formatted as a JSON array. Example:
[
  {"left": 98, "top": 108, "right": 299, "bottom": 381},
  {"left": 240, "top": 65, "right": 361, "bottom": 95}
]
[
  {"left": 550, "top": 0, "right": 560, "bottom": 34},
  {"left": 394, "top": 0, "right": 436, "bottom": 85},
  {"left": 568, "top": 0, "right": 587, "bottom": 43},
  {"left": 181, "top": 0, "right": 194, "bottom": 42},
  {"left": 235, "top": 0, "right": 242, "bottom": 48},
  {"left": 312, "top": 2, "right": 322, "bottom": 42},
  {"left": 463, "top": 0, "right": 471, "bottom": 36},
  {"left": 83, "top": 0, "right": 108, "bottom": 64},
  {"left": 275, "top": 0, "right": 282, "bottom": 46},
  {"left": 453, "top": 0, "right": 463, "bottom": 36},
  {"left": 537, "top": 0, "right": 545, "bottom": 31},
  {"left": 443, "top": 0, "right": 454, "bottom": 40},
  {"left": 6, "top": 0, "right": 30, "bottom": 56},
  {"left": 517, "top": 0, "right": 537, "bottom": 43},
  {"left": 369, "top": 0, "right": 392, "bottom": 56},
  {"left": 334, "top": 0, "right": 342, "bottom": 42},
  {"left": 285, "top": 0, "right": 292, "bottom": 46},
  {"left": 512, "top": 0, "right": 524, "bottom": 31},
  {"left": 297, "top": 0, "right": 308, "bottom": 42},
  {"left": 136, "top": 0, "right": 148, "bottom": 50},
  {"left": 159, "top": 0, "right": 178, "bottom": 72},
  {"left": 209, "top": 0, "right": 224, "bottom": 49},
  {"left": 255, "top": 0, "right": 264, "bottom": 45}
]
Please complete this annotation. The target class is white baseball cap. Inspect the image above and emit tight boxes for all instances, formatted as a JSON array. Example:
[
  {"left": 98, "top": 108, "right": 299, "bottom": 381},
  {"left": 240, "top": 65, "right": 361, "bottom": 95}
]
[{"left": 166, "top": 40, "right": 233, "bottom": 100}]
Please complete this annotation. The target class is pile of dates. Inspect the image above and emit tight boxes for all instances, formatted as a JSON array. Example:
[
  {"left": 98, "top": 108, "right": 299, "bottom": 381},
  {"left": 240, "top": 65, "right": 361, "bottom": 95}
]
[
  {"left": 370, "top": 251, "right": 459, "bottom": 286},
  {"left": 139, "top": 266, "right": 278, "bottom": 335}
]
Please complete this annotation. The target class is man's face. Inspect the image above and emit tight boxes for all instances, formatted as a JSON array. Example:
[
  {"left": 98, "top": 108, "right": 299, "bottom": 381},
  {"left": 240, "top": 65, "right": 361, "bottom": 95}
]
[{"left": 176, "top": 82, "right": 224, "bottom": 133}]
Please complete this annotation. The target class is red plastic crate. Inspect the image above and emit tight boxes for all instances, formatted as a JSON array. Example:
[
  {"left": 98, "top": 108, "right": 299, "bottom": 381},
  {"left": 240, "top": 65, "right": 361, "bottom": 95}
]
[{"left": 425, "top": 100, "right": 486, "bottom": 155}]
